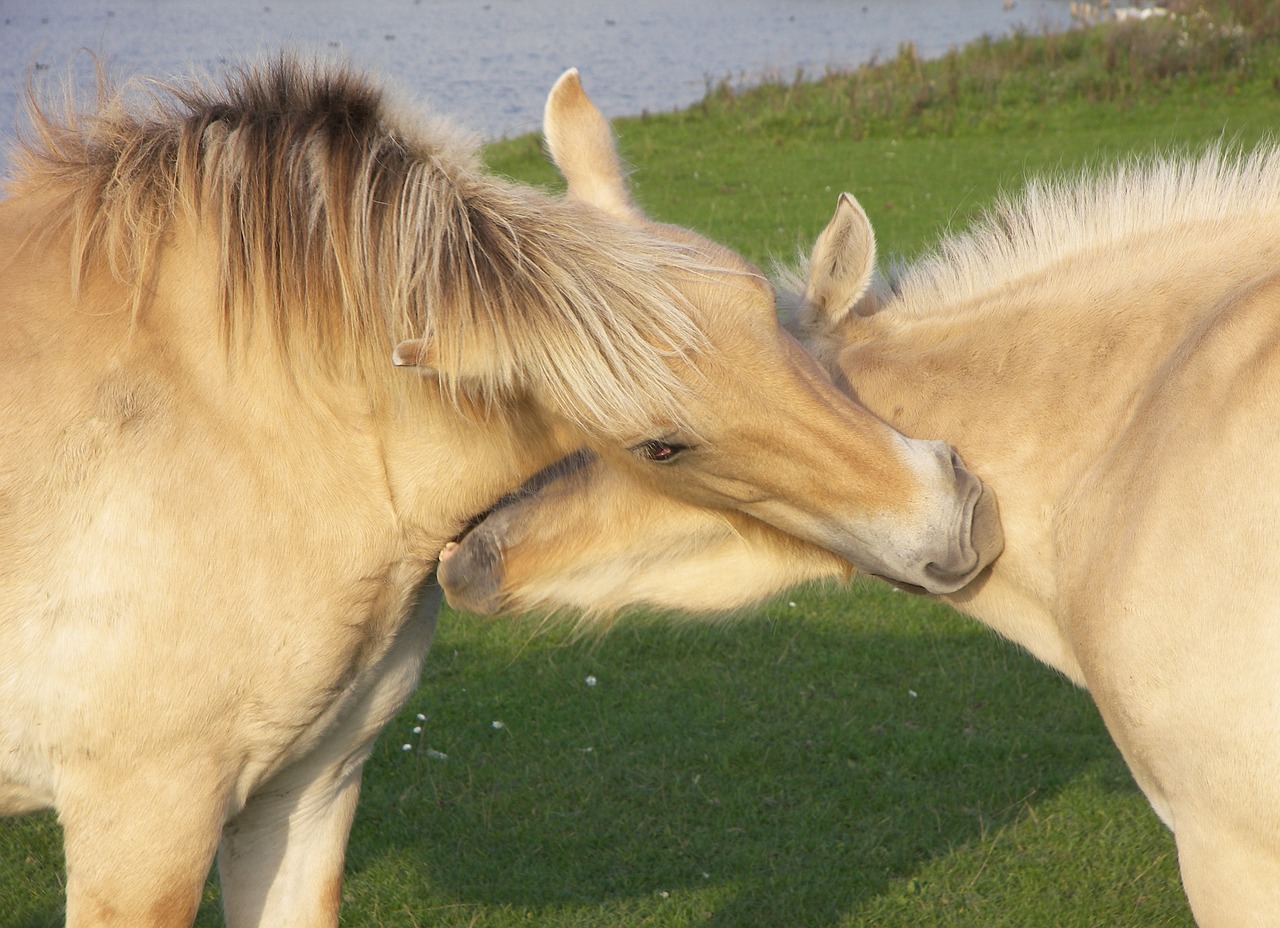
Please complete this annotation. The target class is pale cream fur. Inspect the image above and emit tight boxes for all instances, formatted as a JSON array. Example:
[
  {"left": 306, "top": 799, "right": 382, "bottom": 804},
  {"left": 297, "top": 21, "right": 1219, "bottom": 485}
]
[
  {"left": 0, "top": 54, "right": 991, "bottom": 927},
  {"left": 440, "top": 144, "right": 1280, "bottom": 926}
]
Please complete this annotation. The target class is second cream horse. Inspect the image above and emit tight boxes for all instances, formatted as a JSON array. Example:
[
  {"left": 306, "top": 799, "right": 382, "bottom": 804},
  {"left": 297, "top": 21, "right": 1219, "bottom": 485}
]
[{"left": 438, "top": 150, "right": 1280, "bottom": 926}]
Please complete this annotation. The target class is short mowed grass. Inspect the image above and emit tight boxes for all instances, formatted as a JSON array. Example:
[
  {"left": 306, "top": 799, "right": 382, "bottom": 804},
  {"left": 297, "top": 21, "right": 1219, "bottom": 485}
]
[{"left": 7, "top": 6, "right": 1280, "bottom": 926}]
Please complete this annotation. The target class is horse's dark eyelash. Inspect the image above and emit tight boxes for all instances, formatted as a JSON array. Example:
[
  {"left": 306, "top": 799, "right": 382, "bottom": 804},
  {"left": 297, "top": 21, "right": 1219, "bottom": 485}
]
[{"left": 630, "top": 439, "right": 689, "bottom": 462}]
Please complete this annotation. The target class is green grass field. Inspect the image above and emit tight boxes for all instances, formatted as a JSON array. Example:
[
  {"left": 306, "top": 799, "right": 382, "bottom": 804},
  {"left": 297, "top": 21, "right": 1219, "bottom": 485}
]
[{"left": 6, "top": 8, "right": 1280, "bottom": 927}]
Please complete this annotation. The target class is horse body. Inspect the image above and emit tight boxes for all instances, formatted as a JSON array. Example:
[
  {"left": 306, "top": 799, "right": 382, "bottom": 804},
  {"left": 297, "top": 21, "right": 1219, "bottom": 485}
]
[
  {"left": 438, "top": 150, "right": 1280, "bottom": 924},
  {"left": 0, "top": 174, "right": 538, "bottom": 927},
  {"left": 845, "top": 205, "right": 1280, "bottom": 922},
  {"left": 1045, "top": 265, "right": 1280, "bottom": 923}
]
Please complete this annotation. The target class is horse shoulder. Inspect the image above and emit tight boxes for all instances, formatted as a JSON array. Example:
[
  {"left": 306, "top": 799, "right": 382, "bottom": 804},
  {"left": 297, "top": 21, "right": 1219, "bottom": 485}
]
[{"left": 1051, "top": 271, "right": 1280, "bottom": 822}]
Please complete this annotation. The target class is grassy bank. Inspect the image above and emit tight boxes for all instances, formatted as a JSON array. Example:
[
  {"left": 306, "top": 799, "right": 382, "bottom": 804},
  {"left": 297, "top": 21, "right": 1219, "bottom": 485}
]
[{"left": 5, "top": 8, "right": 1280, "bottom": 926}]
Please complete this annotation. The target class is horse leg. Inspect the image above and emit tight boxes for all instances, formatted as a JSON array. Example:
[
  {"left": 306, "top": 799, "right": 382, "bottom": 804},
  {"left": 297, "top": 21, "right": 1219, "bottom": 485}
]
[
  {"left": 59, "top": 765, "right": 227, "bottom": 927},
  {"left": 1175, "top": 819, "right": 1280, "bottom": 928},
  {"left": 219, "top": 585, "right": 441, "bottom": 928},
  {"left": 217, "top": 754, "right": 364, "bottom": 928}
]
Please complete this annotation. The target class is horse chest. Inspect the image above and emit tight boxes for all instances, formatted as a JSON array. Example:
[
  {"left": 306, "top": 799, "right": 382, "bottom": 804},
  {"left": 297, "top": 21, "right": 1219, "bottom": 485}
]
[
  {"left": 229, "top": 568, "right": 437, "bottom": 796},
  {"left": 0, "top": 367, "right": 433, "bottom": 803}
]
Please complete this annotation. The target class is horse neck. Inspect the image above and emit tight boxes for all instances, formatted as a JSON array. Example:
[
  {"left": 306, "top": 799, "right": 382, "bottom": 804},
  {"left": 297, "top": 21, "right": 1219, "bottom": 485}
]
[
  {"left": 374, "top": 388, "right": 577, "bottom": 561},
  {"left": 139, "top": 212, "right": 572, "bottom": 569},
  {"left": 843, "top": 230, "right": 1266, "bottom": 682}
]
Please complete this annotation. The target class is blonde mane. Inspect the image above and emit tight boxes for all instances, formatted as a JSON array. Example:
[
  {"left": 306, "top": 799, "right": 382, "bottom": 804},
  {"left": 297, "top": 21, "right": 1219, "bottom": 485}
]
[
  {"left": 894, "top": 143, "right": 1280, "bottom": 315},
  {"left": 6, "top": 54, "right": 710, "bottom": 434},
  {"left": 775, "top": 143, "right": 1280, "bottom": 323}
]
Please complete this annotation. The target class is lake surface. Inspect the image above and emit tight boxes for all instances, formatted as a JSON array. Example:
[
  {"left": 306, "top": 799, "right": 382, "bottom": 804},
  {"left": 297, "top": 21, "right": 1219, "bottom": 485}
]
[{"left": 0, "top": 0, "right": 1075, "bottom": 151}]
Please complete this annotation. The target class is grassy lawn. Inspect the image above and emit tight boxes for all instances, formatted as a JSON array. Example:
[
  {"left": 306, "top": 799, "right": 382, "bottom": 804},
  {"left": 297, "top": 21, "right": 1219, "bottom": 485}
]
[{"left": 6, "top": 8, "right": 1280, "bottom": 927}]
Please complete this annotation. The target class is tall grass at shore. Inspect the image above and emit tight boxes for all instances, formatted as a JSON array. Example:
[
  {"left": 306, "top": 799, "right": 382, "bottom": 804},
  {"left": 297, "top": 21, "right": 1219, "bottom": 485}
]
[
  {"left": 2, "top": 9, "right": 1280, "bottom": 927},
  {"left": 689, "top": 0, "right": 1280, "bottom": 143}
]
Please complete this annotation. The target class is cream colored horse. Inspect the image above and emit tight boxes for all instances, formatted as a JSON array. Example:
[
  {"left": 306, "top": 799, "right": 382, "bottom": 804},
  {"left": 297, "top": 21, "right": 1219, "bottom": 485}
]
[
  {"left": 437, "top": 148, "right": 1280, "bottom": 926},
  {"left": 0, "top": 56, "right": 1000, "bottom": 927}
]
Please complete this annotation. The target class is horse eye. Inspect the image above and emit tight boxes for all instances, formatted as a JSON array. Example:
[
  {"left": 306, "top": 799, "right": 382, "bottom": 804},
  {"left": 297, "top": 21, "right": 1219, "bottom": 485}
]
[{"left": 630, "top": 439, "right": 688, "bottom": 463}]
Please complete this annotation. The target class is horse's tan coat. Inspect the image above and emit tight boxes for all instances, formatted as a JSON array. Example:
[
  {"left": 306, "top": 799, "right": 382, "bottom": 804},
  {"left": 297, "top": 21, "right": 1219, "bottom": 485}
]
[
  {"left": 439, "top": 149, "right": 1280, "bottom": 926},
  {"left": 0, "top": 56, "right": 991, "bottom": 926}
]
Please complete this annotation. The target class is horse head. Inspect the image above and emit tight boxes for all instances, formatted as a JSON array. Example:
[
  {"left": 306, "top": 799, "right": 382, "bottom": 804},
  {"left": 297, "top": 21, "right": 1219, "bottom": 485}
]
[{"left": 434, "top": 189, "right": 1005, "bottom": 616}]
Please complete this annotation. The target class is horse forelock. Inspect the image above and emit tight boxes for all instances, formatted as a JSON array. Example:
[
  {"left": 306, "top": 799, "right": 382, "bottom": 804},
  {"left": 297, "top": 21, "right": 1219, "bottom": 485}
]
[{"left": 7, "top": 53, "right": 712, "bottom": 437}]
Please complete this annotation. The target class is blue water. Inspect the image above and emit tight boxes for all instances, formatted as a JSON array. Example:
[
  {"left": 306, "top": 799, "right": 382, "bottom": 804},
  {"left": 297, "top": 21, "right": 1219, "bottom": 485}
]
[{"left": 0, "top": 0, "right": 1074, "bottom": 151}]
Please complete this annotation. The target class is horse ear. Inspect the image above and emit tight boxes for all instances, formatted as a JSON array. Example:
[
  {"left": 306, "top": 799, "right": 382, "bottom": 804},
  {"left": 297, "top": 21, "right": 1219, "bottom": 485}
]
[
  {"left": 805, "top": 192, "right": 878, "bottom": 324},
  {"left": 392, "top": 336, "right": 513, "bottom": 397},
  {"left": 543, "top": 69, "right": 644, "bottom": 221},
  {"left": 391, "top": 338, "right": 436, "bottom": 371}
]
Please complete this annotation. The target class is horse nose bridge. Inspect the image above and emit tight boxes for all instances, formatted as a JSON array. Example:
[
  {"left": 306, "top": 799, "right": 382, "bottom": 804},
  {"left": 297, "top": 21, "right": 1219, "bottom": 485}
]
[
  {"left": 783, "top": 393, "right": 922, "bottom": 504},
  {"left": 896, "top": 435, "right": 980, "bottom": 517}
]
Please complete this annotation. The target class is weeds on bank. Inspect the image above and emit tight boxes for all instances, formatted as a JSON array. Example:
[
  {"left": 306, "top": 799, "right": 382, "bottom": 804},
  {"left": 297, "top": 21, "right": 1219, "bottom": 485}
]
[{"left": 686, "top": 1, "right": 1280, "bottom": 142}]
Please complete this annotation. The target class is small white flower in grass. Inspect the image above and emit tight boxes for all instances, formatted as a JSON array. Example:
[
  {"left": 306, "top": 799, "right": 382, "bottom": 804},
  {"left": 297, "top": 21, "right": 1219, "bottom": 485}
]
[
  {"left": 401, "top": 743, "right": 412, "bottom": 751},
  {"left": 412, "top": 726, "right": 422, "bottom": 734},
  {"left": 788, "top": 601, "right": 797, "bottom": 608},
  {"left": 492, "top": 720, "right": 505, "bottom": 729},
  {"left": 585, "top": 675, "right": 597, "bottom": 687},
  {"left": 416, "top": 713, "right": 426, "bottom": 721},
  {"left": 908, "top": 690, "right": 918, "bottom": 699}
]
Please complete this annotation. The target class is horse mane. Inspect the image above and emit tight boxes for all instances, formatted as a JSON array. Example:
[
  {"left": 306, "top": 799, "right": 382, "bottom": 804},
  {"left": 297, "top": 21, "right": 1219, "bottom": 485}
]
[
  {"left": 775, "top": 143, "right": 1280, "bottom": 323},
  {"left": 894, "top": 143, "right": 1280, "bottom": 315},
  {"left": 6, "top": 54, "right": 710, "bottom": 435}
]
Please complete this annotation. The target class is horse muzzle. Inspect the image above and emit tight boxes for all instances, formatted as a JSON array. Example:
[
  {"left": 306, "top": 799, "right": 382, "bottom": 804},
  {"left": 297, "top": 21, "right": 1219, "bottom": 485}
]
[
  {"left": 856, "top": 441, "right": 1003, "bottom": 595},
  {"left": 437, "top": 532, "right": 507, "bottom": 615}
]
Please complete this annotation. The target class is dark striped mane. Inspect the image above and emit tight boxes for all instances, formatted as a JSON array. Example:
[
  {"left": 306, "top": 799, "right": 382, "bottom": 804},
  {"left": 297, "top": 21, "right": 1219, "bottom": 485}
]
[{"left": 7, "top": 54, "right": 710, "bottom": 433}]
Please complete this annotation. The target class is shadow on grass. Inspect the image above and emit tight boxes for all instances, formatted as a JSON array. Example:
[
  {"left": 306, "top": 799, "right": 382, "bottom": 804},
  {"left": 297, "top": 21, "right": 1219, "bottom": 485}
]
[
  {"left": 339, "top": 584, "right": 1152, "bottom": 926},
  {"left": 2, "top": 584, "right": 1164, "bottom": 927},
  {"left": 0, "top": 583, "right": 1162, "bottom": 921}
]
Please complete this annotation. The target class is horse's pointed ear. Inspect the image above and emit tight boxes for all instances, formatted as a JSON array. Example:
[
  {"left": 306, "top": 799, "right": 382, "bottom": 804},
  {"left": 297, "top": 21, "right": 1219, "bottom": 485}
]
[
  {"left": 392, "top": 335, "right": 513, "bottom": 400},
  {"left": 543, "top": 69, "right": 643, "bottom": 221},
  {"left": 806, "top": 192, "right": 878, "bottom": 324}
]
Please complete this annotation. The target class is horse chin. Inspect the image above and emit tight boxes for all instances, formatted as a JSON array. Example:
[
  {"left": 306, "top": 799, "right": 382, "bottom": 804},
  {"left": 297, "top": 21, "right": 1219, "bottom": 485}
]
[{"left": 872, "top": 576, "right": 930, "bottom": 595}]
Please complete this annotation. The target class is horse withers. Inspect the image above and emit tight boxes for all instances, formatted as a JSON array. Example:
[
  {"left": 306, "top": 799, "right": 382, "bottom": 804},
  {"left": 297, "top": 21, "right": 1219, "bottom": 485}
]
[
  {"left": 438, "top": 152, "right": 1280, "bottom": 926},
  {"left": 0, "top": 56, "right": 994, "bottom": 927}
]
